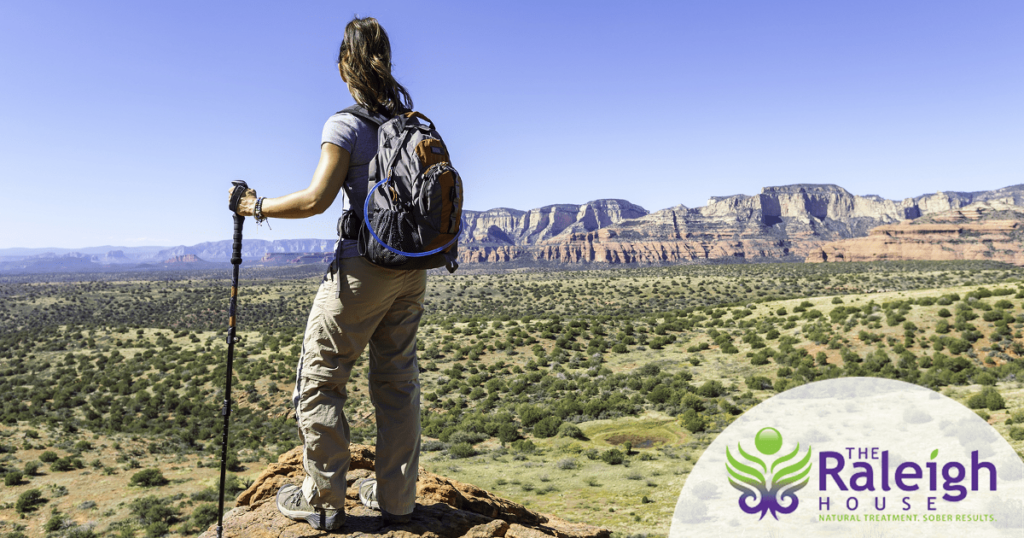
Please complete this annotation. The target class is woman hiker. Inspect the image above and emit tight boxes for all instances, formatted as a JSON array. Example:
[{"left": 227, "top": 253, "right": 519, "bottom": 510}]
[{"left": 229, "top": 16, "right": 422, "bottom": 531}]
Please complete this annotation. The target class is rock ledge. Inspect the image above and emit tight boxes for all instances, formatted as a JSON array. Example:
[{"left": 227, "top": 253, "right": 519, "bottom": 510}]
[{"left": 200, "top": 445, "right": 611, "bottom": 538}]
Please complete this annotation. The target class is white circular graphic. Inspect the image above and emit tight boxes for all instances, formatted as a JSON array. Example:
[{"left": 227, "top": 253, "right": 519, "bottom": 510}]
[{"left": 671, "top": 378, "right": 1024, "bottom": 537}]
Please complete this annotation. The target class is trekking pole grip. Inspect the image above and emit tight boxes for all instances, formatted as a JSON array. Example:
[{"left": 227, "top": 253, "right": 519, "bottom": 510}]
[
  {"left": 231, "top": 214, "right": 244, "bottom": 265},
  {"left": 229, "top": 180, "right": 248, "bottom": 266}
]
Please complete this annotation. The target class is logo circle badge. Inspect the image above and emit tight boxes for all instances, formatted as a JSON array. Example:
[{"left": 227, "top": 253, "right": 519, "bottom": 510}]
[{"left": 671, "top": 378, "right": 1024, "bottom": 537}]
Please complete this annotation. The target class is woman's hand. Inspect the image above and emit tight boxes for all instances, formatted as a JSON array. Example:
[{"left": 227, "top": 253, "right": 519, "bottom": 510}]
[{"left": 229, "top": 187, "right": 258, "bottom": 217}]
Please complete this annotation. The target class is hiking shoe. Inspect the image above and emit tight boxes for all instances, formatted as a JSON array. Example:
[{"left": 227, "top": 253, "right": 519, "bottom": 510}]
[
  {"left": 276, "top": 484, "right": 344, "bottom": 530},
  {"left": 358, "top": 478, "right": 412, "bottom": 524}
]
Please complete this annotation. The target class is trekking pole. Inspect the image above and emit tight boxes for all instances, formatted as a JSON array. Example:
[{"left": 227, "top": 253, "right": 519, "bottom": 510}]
[{"left": 218, "top": 180, "right": 248, "bottom": 538}]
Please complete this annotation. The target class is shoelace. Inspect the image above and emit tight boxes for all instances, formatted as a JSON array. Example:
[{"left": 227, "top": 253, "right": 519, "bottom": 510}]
[{"left": 286, "top": 488, "right": 306, "bottom": 509}]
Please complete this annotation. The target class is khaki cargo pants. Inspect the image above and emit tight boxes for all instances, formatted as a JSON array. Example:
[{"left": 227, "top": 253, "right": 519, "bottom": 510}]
[{"left": 292, "top": 255, "right": 425, "bottom": 515}]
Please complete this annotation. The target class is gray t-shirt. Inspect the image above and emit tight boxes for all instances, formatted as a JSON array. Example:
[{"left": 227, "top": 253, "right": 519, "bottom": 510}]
[{"left": 321, "top": 112, "right": 379, "bottom": 258}]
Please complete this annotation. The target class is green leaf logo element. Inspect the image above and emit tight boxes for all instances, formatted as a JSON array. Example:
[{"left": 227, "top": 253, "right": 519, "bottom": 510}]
[
  {"left": 773, "top": 444, "right": 813, "bottom": 489},
  {"left": 726, "top": 445, "right": 766, "bottom": 486},
  {"left": 930, "top": 449, "right": 939, "bottom": 460},
  {"left": 725, "top": 428, "right": 813, "bottom": 521}
]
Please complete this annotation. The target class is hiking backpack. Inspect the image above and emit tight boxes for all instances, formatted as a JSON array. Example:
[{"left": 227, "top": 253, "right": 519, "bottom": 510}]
[{"left": 341, "top": 105, "right": 463, "bottom": 273}]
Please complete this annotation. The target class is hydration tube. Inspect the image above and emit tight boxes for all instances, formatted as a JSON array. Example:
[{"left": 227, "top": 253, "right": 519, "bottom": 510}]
[{"left": 363, "top": 177, "right": 461, "bottom": 258}]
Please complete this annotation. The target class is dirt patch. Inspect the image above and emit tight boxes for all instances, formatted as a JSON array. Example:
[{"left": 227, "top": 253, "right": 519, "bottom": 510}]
[{"left": 604, "top": 434, "right": 668, "bottom": 448}]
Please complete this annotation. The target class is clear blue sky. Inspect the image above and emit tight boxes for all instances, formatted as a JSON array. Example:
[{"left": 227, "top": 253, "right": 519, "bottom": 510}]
[{"left": 2, "top": 1, "right": 1021, "bottom": 249}]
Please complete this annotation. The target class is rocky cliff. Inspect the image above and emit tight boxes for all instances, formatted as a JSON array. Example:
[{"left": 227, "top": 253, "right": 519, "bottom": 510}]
[
  {"left": 462, "top": 200, "right": 649, "bottom": 246},
  {"left": 458, "top": 184, "right": 1024, "bottom": 265},
  {"left": 200, "top": 445, "right": 609, "bottom": 538},
  {"left": 102, "top": 250, "right": 130, "bottom": 263},
  {"left": 807, "top": 202, "right": 1024, "bottom": 265}
]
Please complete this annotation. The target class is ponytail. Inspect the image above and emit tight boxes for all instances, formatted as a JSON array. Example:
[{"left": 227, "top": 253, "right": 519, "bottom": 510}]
[{"left": 338, "top": 17, "right": 413, "bottom": 117}]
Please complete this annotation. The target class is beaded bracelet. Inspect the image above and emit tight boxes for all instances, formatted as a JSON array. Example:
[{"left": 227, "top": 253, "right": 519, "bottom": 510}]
[{"left": 254, "top": 197, "right": 266, "bottom": 223}]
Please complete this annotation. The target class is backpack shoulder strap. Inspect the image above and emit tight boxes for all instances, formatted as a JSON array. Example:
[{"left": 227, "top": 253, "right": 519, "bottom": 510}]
[{"left": 338, "top": 104, "right": 389, "bottom": 126}]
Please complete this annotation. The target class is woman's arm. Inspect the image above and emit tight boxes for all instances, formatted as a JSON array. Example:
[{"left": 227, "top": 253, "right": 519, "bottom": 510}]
[{"left": 232, "top": 143, "right": 351, "bottom": 219}]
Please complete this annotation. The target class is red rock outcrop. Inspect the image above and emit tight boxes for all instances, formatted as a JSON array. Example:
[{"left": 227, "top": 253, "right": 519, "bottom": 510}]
[
  {"left": 200, "top": 445, "right": 610, "bottom": 538},
  {"left": 807, "top": 203, "right": 1024, "bottom": 265},
  {"left": 532, "top": 230, "right": 801, "bottom": 263},
  {"left": 461, "top": 200, "right": 649, "bottom": 246},
  {"left": 458, "top": 185, "right": 1024, "bottom": 266}
]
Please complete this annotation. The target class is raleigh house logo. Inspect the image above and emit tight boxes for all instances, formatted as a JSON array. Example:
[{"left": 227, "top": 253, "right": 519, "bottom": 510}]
[
  {"left": 725, "top": 426, "right": 813, "bottom": 520},
  {"left": 672, "top": 378, "right": 1024, "bottom": 538}
]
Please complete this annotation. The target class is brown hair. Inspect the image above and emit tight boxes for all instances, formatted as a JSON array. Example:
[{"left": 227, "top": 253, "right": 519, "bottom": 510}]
[{"left": 338, "top": 17, "right": 413, "bottom": 117}]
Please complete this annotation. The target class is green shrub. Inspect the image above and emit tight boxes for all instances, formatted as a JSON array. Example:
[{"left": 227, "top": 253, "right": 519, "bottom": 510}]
[
  {"left": 697, "top": 380, "right": 725, "bottom": 398},
  {"left": 145, "top": 521, "right": 169, "bottom": 538},
  {"left": 516, "top": 404, "right": 550, "bottom": 427},
  {"left": 24, "top": 461, "right": 40, "bottom": 475},
  {"left": 745, "top": 376, "right": 773, "bottom": 391},
  {"left": 225, "top": 451, "right": 243, "bottom": 472},
  {"left": 449, "top": 430, "right": 487, "bottom": 445},
  {"left": 973, "top": 372, "right": 996, "bottom": 386},
  {"left": 129, "top": 495, "right": 178, "bottom": 527},
  {"left": 15, "top": 489, "right": 44, "bottom": 513},
  {"left": 497, "top": 423, "right": 520, "bottom": 444},
  {"left": 51, "top": 457, "right": 83, "bottom": 472},
  {"left": 1009, "top": 427, "right": 1024, "bottom": 441},
  {"left": 982, "top": 310, "right": 1005, "bottom": 322},
  {"left": 44, "top": 512, "right": 68, "bottom": 532},
  {"left": 945, "top": 338, "right": 971, "bottom": 355},
  {"left": 510, "top": 440, "right": 536, "bottom": 454},
  {"left": 675, "top": 393, "right": 702, "bottom": 413},
  {"left": 966, "top": 388, "right": 1005, "bottom": 411},
  {"left": 449, "top": 442, "right": 476, "bottom": 459},
  {"left": 190, "top": 503, "right": 219, "bottom": 529},
  {"left": 600, "top": 449, "right": 624, "bottom": 465},
  {"left": 39, "top": 450, "right": 59, "bottom": 463},
  {"left": 558, "top": 423, "right": 587, "bottom": 440},
  {"left": 5, "top": 471, "right": 24, "bottom": 486},
  {"left": 647, "top": 385, "right": 674, "bottom": 404},
  {"left": 533, "top": 416, "right": 562, "bottom": 438},
  {"left": 681, "top": 409, "right": 707, "bottom": 433},
  {"left": 985, "top": 389, "right": 1006, "bottom": 410},
  {"left": 130, "top": 469, "right": 169, "bottom": 488}
]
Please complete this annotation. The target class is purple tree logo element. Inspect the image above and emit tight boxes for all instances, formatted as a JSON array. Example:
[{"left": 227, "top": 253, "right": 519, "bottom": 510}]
[{"left": 725, "top": 427, "right": 813, "bottom": 520}]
